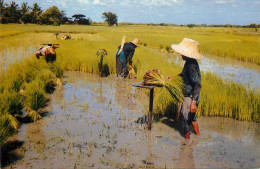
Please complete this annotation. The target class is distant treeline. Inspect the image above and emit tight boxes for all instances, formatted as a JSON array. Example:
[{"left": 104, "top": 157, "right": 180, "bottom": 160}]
[
  {"left": 0, "top": 0, "right": 91, "bottom": 25},
  {"left": 147, "top": 23, "right": 260, "bottom": 29}
]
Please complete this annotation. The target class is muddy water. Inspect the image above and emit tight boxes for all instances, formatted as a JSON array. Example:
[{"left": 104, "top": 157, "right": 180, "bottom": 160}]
[
  {"left": 3, "top": 72, "right": 260, "bottom": 168},
  {"left": 168, "top": 53, "right": 260, "bottom": 89}
]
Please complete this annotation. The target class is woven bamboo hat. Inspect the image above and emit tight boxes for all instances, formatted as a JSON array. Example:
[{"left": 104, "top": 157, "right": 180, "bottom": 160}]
[
  {"left": 130, "top": 38, "right": 139, "bottom": 47},
  {"left": 171, "top": 38, "right": 203, "bottom": 60}
]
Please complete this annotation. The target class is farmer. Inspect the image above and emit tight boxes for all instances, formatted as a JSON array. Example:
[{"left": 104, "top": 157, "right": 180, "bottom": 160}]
[
  {"left": 116, "top": 37, "right": 139, "bottom": 77},
  {"left": 36, "top": 45, "right": 58, "bottom": 63},
  {"left": 171, "top": 38, "right": 203, "bottom": 140}
]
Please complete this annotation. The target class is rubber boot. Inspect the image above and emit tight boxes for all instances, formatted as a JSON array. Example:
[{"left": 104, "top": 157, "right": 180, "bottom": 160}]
[
  {"left": 185, "top": 131, "right": 190, "bottom": 139},
  {"left": 192, "top": 121, "right": 200, "bottom": 136}
]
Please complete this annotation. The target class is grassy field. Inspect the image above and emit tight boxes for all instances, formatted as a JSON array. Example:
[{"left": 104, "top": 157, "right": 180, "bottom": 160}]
[
  {"left": 1, "top": 24, "right": 259, "bottom": 64},
  {"left": 0, "top": 24, "right": 259, "bottom": 144}
]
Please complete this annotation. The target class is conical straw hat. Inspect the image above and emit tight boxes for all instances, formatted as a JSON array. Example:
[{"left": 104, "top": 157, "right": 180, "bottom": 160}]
[
  {"left": 171, "top": 38, "right": 203, "bottom": 60},
  {"left": 130, "top": 38, "right": 139, "bottom": 47}
]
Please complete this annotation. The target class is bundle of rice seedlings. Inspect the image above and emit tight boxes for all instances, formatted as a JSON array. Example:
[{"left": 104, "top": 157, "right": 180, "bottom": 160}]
[
  {"left": 128, "top": 68, "right": 137, "bottom": 79},
  {"left": 96, "top": 49, "right": 107, "bottom": 58},
  {"left": 96, "top": 49, "right": 108, "bottom": 76},
  {"left": 143, "top": 69, "right": 183, "bottom": 104},
  {"left": 143, "top": 69, "right": 164, "bottom": 86}
]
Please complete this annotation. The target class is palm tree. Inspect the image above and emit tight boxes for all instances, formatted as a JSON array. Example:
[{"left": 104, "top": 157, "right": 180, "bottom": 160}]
[
  {"left": 30, "top": 2, "right": 42, "bottom": 23},
  {"left": 20, "top": 2, "right": 30, "bottom": 23}
]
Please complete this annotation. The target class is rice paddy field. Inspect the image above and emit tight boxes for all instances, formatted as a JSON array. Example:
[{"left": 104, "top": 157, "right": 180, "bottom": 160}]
[{"left": 0, "top": 24, "right": 260, "bottom": 168}]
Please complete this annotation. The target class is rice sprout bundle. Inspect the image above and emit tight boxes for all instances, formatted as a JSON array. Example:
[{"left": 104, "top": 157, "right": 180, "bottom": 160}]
[
  {"left": 143, "top": 69, "right": 183, "bottom": 103},
  {"left": 128, "top": 68, "right": 137, "bottom": 79},
  {"left": 143, "top": 69, "right": 165, "bottom": 86}
]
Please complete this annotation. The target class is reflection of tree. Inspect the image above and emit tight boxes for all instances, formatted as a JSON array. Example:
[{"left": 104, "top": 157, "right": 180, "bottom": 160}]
[
  {"left": 96, "top": 79, "right": 107, "bottom": 104},
  {"left": 177, "top": 139, "right": 197, "bottom": 168},
  {"left": 115, "top": 78, "right": 136, "bottom": 110}
]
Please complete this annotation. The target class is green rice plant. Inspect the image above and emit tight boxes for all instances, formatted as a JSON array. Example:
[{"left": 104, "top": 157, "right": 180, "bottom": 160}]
[
  {"left": 0, "top": 113, "right": 15, "bottom": 144},
  {"left": 34, "top": 68, "right": 56, "bottom": 91},
  {"left": 0, "top": 89, "right": 24, "bottom": 116},
  {"left": 49, "top": 62, "right": 64, "bottom": 78},
  {"left": 24, "top": 80, "right": 49, "bottom": 111},
  {"left": 197, "top": 72, "right": 260, "bottom": 122}
]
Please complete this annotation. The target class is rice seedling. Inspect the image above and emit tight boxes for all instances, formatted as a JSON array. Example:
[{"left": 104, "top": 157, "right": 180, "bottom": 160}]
[
  {"left": 96, "top": 49, "right": 108, "bottom": 76},
  {"left": 0, "top": 114, "right": 15, "bottom": 144}
]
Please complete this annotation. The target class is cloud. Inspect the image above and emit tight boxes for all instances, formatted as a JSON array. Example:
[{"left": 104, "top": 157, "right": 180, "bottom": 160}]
[
  {"left": 120, "top": 0, "right": 180, "bottom": 7},
  {"left": 78, "top": 0, "right": 90, "bottom": 5},
  {"left": 214, "top": 0, "right": 241, "bottom": 7},
  {"left": 93, "top": 0, "right": 106, "bottom": 6},
  {"left": 215, "top": 0, "right": 227, "bottom": 4}
]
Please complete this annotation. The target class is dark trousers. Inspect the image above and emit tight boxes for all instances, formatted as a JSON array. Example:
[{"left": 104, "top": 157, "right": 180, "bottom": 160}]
[
  {"left": 116, "top": 55, "right": 127, "bottom": 77},
  {"left": 180, "top": 97, "right": 197, "bottom": 135}
]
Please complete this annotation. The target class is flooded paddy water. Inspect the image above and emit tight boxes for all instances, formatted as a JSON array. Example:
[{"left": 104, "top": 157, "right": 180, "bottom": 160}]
[
  {"left": 167, "top": 52, "right": 260, "bottom": 90},
  {"left": 3, "top": 71, "right": 260, "bottom": 168}
]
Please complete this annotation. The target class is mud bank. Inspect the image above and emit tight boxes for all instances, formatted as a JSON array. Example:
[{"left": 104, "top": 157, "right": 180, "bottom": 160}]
[{"left": 2, "top": 71, "right": 260, "bottom": 168}]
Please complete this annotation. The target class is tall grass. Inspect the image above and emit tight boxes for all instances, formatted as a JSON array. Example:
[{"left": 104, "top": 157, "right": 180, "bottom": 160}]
[
  {"left": 0, "top": 56, "right": 63, "bottom": 144},
  {"left": 1, "top": 24, "right": 259, "bottom": 64}
]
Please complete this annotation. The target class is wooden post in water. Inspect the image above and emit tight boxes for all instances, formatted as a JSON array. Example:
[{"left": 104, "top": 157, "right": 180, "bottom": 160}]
[
  {"left": 148, "top": 88, "right": 154, "bottom": 130},
  {"left": 99, "top": 56, "right": 103, "bottom": 77},
  {"left": 132, "top": 82, "right": 161, "bottom": 130}
]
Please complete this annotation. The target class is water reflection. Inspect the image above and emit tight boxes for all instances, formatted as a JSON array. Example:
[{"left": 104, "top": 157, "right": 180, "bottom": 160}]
[
  {"left": 115, "top": 78, "right": 136, "bottom": 111},
  {"left": 96, "top": 79, "right": 107, "bottom": 103},
  {"left": 177, "top": 139, "right": 197, "bottom": 168},
  {"left": 3, "top": 72, "right": 259, "bottom": 168},
  {"left": 198, "top": 117, "right": 260, "bottom": 146}
]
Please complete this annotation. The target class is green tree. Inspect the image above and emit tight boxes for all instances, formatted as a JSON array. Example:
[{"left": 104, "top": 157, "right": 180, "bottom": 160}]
[
  {"left": 30, "top": 3, "right": 42, "bottom": 24},
  {"left": 20, "top": 2, "right": 31, "bottom": 23},
  {"left": 40, "top": 6, "right": 62, "bottom": 25},
  {"left": 102, "top": 11, "right": 117, "bottom": 26},
  {"left": 0, "top": 0, "right": 6, "bottom": 23},
  {"left": 187, "top": 24, "right": 195, "bottom": 28},
  {"left": 72, "top": 14, "right": 91, "bottom": 25},
  {"left": 2, "top": 1, "right": 21, "bottom": 23}
]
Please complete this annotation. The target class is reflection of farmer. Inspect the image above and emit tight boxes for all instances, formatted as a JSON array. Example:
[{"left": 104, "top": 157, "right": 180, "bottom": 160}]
[
  {"left": 115, "top": 78, "right": 135, "bottom": 110},
  {"left": 116, "top": 36, "right": 139, "bottom": 77},
  {"left": 171, "top": 38, "right": 203, "bottom": 140},
  {"left": 177, "top": 139, "right": 197, "bottom": 168}
]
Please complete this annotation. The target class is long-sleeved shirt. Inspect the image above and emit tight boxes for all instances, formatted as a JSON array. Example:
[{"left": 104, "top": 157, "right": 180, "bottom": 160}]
[
  {"left": 118, "top": 42, "right": 136, "bottom": 66},
  {"left": 179, "top": 58, "right": 201, "bottom": 101}
]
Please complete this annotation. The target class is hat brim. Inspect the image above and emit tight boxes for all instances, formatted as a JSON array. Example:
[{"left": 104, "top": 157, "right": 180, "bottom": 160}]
[
  {"left": 130, "top": 41, "right": 139, "bottom": 47},
  {"left": 171, "top": 44, "right": 203, "bottom": 60}
]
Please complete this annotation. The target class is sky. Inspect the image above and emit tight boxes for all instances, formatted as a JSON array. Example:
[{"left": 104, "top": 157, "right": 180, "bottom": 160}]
[{"left": 5, "top": 0, "right": 260, "bottom": 25}]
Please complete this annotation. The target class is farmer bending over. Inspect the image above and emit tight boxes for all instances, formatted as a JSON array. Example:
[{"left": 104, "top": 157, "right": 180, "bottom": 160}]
[
  {"left": 171, "top": 38, "right": 203, "bottom": 140},
  {"left": 36, "top": 45, "right": 58, "bottom": 63},
  {"left": 116, "top": 37, "right": 139, "bottom": 77}
]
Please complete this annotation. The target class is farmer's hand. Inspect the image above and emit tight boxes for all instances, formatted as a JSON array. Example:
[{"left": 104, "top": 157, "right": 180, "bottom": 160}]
[
  {"left": 166, "top": 76, "right": 173, "bottom": 80},
  {"left": 190, "top": 100, "right": 197, "bottom": 114},
  {"left": 129, "top": 65, "right": 133, "bottom": 70}
]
